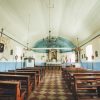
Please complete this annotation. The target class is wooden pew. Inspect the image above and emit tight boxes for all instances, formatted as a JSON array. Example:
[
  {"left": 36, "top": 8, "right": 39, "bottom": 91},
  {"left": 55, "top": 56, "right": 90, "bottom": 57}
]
[
  {"left": 0, "top": 80, "right": 26, "bottom": 100},
  {"left": 8, "top": 71, "right": 37, "bottom": 89},
  {"left": 62, "top": 67, "right": 100, "bottom": 100},
  {"left": 16, "top": 69, "right": 41, "bottom": 85},
  {"left": 71, "top": 73, "right": 100, "bottom": 76},
  {"left": 72, "top": 73, "right": 100, "bottom": 100},
  {"left": 34, "top": 67, "right": 45, "bottom": 79},
  {"left": 25, "top": 67, "right": 45, "bottom": 80},
  {"left": 13, "top": 72, "right": 37, "bottom": 89},
  {"left": 0, "top": 74, "right": 32, "bottom": 98},
  {"left": 17, "top": 67, "right": 45, "bottom": 81},
  {"left": 72, "top": 75, "right": 100, "bottom": 100}
]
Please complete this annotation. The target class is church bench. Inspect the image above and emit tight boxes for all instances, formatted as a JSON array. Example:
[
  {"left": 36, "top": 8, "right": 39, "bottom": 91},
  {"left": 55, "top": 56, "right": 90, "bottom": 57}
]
[
  {"left": 0, "top": 74, "right": 32, "bottom": 98},
  {"left": 7, "top": 71, "right": 37, "bottom": 89},
  {"left": 62, "top": 68, "right": 100, "bottom": 100},
  {"left": 17, "top": 67, "right": 45, "bottom": 81},
  {"left": 0, "top": 80, "right": 26, "bottom": 100},
  {"left": 72, "top": 75, "right": 100, "bottom": 100},
  {"left": 22, "top": 67, "right": 45, "bottom": 80},
  {"left": 72, "top": 76, "right": 97, "bottom": 100},
  {"left": 71, "top": 72, "right": 100, "bottom": 76},
  {"left": 3, "top": 70, "right": 39, "bottom": 90},
  {"left": 69, "top": 73, "right": 100, "bottom": 90},
  {"left": 62, "top": 69, "right": 73, "bottom": 90},
  {"left": 33, "top": 67, "right": 45, "bottom": 79},
  {"left": 16, "top": 69, "right": 41, "bottom": 85},
  {"left": 14, "top": 72, "right": 37, "bottom": 89}
]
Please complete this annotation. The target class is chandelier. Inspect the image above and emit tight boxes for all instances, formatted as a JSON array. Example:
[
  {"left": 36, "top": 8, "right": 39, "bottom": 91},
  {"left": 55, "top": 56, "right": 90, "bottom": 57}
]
[
  {"left": 23, "top": 43, "right": 32, "bottom": 51},
  {"left": 43, "top": 0, "right": 57, "bottom": 48},
  {"left": 73, "top": 37, "right": 82, "bottom": 52},
  {"left": 43, "top": 30, "right": 57, "bottom": 48},
  {"left": 73, "top": 37, "right": 82, "bottom": 62}
]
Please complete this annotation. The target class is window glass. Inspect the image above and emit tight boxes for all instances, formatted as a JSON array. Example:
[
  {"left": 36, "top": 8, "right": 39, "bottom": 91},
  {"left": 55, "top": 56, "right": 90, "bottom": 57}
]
[{"left": 86, "top": 45, "right": 93, "bottom": 61}]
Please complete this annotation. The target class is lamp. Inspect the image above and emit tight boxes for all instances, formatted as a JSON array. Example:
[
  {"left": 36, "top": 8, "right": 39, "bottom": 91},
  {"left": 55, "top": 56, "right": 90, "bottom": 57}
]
[
  {"left": 74, "top": 38, "right": 82, "bottom": 51},
  {"left": 73, "top": 37, "right": 82, "bottom": 62},
  {"left": 43, "top": 30, "right": 57, "bottom": 47},
  {"left": 43, "top": 0, "right": 57, "bottom": 48},
  {"left": 24, "top": 43, "right": 32, "bottom": 51}
]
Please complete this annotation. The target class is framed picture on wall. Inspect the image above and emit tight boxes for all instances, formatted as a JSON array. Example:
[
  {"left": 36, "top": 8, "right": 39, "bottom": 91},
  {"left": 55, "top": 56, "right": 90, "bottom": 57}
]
[
  {"left": 81, "top": 54, "right": 83, "bottom": 59},
  {"left": 0, "top": 43, "right": 4, "bottom": 52},
  {"left": 10, "top": 49, "right": 13, "bottom": 55},
  {"left": 95, "top": 51, "right": 98, "bottom": 57}
]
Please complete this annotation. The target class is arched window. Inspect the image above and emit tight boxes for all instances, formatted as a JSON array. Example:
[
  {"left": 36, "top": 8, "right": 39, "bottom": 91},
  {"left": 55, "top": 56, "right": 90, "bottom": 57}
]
[{"left": 86, "top": 45, "right": 93, "bottom": 61}]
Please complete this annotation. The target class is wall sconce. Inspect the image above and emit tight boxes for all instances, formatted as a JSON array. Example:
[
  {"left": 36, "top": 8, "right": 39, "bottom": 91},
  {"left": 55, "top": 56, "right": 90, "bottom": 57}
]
[{"left": 15, "top": 55, "right": 18, "bottom": 60}]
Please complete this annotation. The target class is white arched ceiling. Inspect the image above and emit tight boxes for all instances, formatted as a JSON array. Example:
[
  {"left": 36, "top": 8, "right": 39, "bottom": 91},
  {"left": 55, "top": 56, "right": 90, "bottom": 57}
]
[{"left": 0, "top": 0, "right": 100, "bottom": 47}]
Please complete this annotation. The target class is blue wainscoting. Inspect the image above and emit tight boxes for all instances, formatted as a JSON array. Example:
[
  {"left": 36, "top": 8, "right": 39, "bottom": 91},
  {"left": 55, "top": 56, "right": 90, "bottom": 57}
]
[
  {"left": 81, "top": 62, "right": 100, "bottom": 71},
  {"left": 0, "top": 62, "right": 23, "bottom": 72}
]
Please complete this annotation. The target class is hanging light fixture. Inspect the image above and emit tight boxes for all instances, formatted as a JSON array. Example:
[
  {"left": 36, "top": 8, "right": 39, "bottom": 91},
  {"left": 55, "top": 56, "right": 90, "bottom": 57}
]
[
  {"left": 23, "top": 14, "right": 32, "bottom": 51},
  {"left": 74, "top": 37, "right": 82, "bottom": 52},
  {"left": 23, "top": 43, "right": 32, "bottom": 51},
  {"left": 43, "top": 30, "right": 57, "bottom": 47},
  {"left": 73, "top": 37, "right": 82, "bottom": 62},
  {"left": 43, "top": 0, "right": 57, "bottom": 48}
]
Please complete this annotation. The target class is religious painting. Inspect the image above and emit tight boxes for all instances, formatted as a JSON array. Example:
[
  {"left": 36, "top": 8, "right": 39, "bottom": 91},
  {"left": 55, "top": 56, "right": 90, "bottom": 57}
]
[
  {"left": 48, "top": 49, "right": 57, "bottom": 61},
  {"left": 95, "top": 51, "right": 98, "bottom": 57},
  {"left": 10, "top": 49, "right": 13, "bottom": 55}
]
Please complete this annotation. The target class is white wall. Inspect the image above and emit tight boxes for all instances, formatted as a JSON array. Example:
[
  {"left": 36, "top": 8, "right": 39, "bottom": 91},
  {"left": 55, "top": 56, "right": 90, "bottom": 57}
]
[
  {"left": 33, "top": 52, "right": 47, "bottom": 62},
  {"left": 0, "top": 36, "right": 25, "bottom": 62},
  {"left": 81, "top": 35, "right": 100, "bottom": 62},
  {"left": 61, "top": 52, "right": 75, "bottom": 63},
  {"left": 33, "top": 51, "right": 75, "bottom": 63}
]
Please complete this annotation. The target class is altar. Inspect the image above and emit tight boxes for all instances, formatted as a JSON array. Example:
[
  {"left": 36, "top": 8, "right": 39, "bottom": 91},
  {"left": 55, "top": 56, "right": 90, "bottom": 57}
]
[
  {"left": 46, "top": 61, "right": 61, "bottom": 66},
  {"left": 46, "top": 61, "right": 62, "bottom": 70}
]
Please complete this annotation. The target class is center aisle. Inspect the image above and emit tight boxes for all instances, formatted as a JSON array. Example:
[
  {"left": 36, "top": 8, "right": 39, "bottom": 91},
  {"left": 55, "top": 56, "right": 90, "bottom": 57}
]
[{"left": 28, "top": 70, "right": 73, "bottom": 100}]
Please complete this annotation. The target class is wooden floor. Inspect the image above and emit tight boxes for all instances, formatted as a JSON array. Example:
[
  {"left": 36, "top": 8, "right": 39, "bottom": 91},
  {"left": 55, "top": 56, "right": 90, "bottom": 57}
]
[{"left": 28, "top": 70, "right": 73, "bottom": 100}]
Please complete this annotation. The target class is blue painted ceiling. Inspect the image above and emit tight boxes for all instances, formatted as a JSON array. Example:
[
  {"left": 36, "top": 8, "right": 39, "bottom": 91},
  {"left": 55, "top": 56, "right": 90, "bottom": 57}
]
[{"left": 33, "top": 37, "right": 76, "bottom": 53}]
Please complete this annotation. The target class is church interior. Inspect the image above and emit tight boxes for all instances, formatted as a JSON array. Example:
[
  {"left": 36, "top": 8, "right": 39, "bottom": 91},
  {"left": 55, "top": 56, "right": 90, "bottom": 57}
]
[{"left": 0, "top": 0, "right": 100, "bottom": 100}]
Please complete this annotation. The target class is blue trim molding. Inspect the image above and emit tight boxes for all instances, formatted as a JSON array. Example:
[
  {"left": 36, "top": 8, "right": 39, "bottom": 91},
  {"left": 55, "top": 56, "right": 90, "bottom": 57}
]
[
  {"left": 0, "top": 62, "right": 23, "bottom": 72},
  {"left": 81, "top": 62, "right": 100, "bottom": 71}
]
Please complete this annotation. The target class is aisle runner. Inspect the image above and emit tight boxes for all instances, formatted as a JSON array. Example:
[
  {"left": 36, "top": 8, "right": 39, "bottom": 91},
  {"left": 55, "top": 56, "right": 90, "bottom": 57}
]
[{"left": 29, "top": 70, "right": 73, "bottom": 100}]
